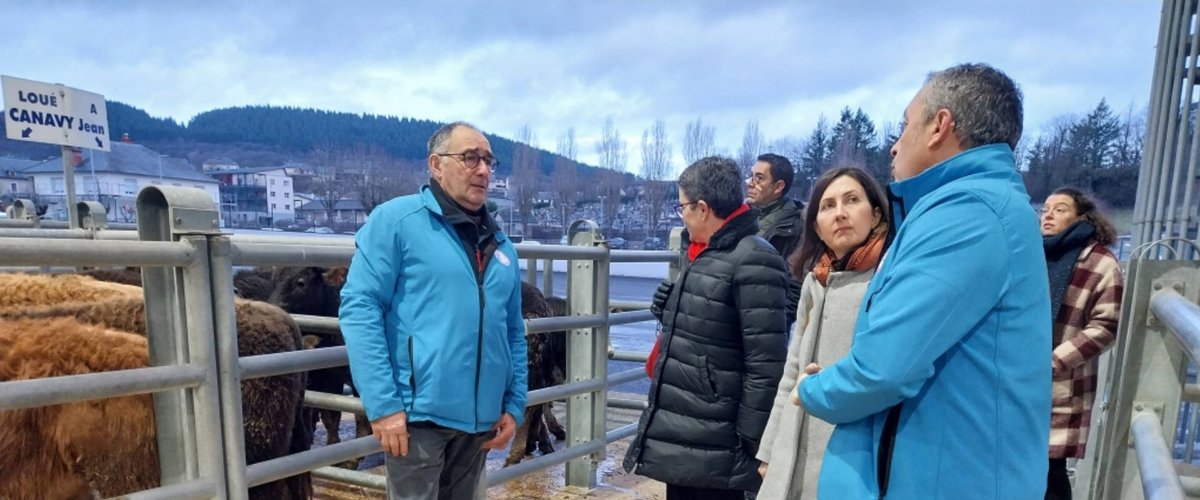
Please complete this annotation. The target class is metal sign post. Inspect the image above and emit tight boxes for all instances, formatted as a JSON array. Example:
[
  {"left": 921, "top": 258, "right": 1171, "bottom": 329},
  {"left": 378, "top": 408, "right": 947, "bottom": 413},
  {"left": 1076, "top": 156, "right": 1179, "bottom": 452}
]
[{"left": 2, "top": 75, "right": 109, "bottom": 229}]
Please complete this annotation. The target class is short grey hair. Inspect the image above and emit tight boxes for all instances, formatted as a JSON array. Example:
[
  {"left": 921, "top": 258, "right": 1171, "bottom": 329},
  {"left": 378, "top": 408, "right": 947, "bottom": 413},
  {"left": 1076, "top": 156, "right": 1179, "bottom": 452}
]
[
  {"left": 678, "top": 156, "right": 744, "bottom": 218},
  {"left": 428, "top": 121, "right": 483, "bottom": 155},
  {"left": 922, "top": 63, "right": 1023, "bottom": 150}
]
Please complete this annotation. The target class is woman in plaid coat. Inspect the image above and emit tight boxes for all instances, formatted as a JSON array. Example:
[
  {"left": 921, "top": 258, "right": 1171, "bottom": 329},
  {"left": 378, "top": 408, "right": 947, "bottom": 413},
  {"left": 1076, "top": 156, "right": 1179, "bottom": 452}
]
[{"left": 1039, "top": 187, "right": 1124, "bottom": 500}]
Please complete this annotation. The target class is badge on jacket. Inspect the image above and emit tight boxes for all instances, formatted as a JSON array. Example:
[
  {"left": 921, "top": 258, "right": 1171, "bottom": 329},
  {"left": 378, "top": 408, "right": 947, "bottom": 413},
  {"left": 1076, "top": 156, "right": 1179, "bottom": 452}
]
[{"left": 495, "top": 251, "right": 511, "bottom": 267}]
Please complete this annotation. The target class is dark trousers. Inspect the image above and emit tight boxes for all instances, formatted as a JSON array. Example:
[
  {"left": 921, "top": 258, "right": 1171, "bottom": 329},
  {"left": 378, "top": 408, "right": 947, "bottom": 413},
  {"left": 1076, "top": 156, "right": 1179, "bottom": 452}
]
[
  {"left": 1046, "top": 458, "right": 1072, "bottom": 500},
  {"left": 666, "top": 483, "right": 744, "bottom": 500},
  {"left": 384, "top": 423, "right": 492, "bottom": 500}
]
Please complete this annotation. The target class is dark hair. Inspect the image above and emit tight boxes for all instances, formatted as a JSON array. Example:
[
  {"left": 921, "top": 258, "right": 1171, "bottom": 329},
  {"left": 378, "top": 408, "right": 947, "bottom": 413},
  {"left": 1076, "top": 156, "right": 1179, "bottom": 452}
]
[
  {"left": 428, "top": 121, "right": 482, "bottom": 155},
  {"left": 923, "top": 63, "right": 1023, "bottom": 150},
  {"left": 787, "top": 167, "right": 890, "bottom": 280},
  {"left": 756, "top": 153, "right": 795, "bottom": 195},
  {"left": 1050, "top": 187, "right": 1117, "bottom": 246},
  {"left": 677, "top": 156, "right": 744, "bottom": 218}
]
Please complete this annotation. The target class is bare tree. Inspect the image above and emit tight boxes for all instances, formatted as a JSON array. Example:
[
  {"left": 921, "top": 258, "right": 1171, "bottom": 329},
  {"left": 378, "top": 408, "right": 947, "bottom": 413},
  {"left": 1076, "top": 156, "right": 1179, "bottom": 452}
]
[
  {"left": 641, "top": 119, "right": 673, "bottom": 235},
  {"left": 307, "top": 144, "right": 347, "bottom": 227},
  {"left": 737, "top": 120, "right": 765, "bottom": 178},
  {"left": 683, "top": 117, "right": 717, "bottom": 165},
  {"left": 596, "top": 118, "right": 628, "bottom": 172},
  {"left": 510, "top": 125, "right": 541, "bottom": 236},
  {"left": 553, "top": 128, "right": 580, "bottom": 229},
  {"left": 557, "top": 127, "right": 577, "bottom": 161},
  {"left": 595, "top": 118, "right": 628, "bottom": 233}
]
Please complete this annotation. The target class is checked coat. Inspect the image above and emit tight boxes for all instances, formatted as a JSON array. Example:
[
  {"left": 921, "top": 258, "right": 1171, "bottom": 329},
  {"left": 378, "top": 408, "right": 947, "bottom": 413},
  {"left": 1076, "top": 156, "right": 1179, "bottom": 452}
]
[{"left": 1050, "top": 241, "right": 1123, "bottom": 459}]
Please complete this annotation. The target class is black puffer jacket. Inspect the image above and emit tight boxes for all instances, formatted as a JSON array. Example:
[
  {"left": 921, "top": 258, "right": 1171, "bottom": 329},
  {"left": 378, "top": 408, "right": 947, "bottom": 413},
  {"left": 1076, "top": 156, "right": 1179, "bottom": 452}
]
[{"left": 623, "top": 210, "right": 789, "bottom": 492}]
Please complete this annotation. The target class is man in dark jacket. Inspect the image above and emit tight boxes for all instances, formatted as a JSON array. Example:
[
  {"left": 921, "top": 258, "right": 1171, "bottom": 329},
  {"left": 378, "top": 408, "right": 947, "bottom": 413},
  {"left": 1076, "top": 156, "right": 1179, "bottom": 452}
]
[
  {"left": 746, "top": 153, "right": 805, "bottom": 323},
  {"left": 624, "top": 156, "right": 789, "bottom": 499}
]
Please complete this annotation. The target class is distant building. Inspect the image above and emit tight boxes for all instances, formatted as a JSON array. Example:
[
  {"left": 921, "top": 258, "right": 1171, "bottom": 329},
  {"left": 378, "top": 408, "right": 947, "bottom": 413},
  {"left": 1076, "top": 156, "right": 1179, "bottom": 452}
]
[
  {"left": 295, "top": 197, "right": 366, "bottom": 228},
  {"left": 21, "top": 143, "right": 219, "bottom": 223},
  {"left": 0, "top": 157, "right": 38, "bottom": 201},
  {"left": 209, "top": 167, "right": 300, "bottom": 228}
]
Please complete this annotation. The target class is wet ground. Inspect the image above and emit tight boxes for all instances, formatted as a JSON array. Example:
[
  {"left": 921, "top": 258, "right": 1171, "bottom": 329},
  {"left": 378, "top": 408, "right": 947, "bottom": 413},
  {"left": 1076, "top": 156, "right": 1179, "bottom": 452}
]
[
  {"left": 312, "top": 392, "right": 664, "bottom": 499},
  {"left": 313, "top": 273, "right": 664, "bottom": 498}
]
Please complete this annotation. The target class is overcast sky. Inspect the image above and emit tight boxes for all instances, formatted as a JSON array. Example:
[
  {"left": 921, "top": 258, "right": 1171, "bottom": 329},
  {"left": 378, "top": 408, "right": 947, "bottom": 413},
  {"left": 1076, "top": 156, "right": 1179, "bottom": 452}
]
[{"left": 1, "top": 1, "right": 1163, "bottom": 174}]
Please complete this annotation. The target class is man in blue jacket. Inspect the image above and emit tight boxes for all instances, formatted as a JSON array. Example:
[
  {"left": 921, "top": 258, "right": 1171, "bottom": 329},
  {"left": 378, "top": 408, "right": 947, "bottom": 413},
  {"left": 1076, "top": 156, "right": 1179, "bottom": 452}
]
[
  {"left": 340, "top": 121, "right": 527, "bottom": 500},
  {"left": 794, "top": 64, "right": 1051, "bottom": 498}
]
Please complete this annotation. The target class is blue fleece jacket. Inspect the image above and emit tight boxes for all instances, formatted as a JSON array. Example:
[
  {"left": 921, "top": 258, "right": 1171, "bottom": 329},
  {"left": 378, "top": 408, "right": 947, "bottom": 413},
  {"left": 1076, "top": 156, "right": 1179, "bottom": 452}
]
[
  {"left": 339, "top": 186, "right": 527, "bottom": 432},
  {"left": 799, "top": 144, "right": 1052, "bottom": 499}
]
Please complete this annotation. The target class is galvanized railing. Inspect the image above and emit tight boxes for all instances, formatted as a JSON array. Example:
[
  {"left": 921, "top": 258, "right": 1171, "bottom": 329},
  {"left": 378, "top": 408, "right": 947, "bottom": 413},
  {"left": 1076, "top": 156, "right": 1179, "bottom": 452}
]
[{"left": 0, "top": 187, "right": 676, "bottom": 498}]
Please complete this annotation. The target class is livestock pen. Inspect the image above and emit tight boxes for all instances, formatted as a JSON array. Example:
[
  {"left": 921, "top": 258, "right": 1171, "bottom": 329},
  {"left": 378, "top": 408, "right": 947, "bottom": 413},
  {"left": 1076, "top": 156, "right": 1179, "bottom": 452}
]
[{"left": 0, "top": 187, "right": 674, "bottom": 499}]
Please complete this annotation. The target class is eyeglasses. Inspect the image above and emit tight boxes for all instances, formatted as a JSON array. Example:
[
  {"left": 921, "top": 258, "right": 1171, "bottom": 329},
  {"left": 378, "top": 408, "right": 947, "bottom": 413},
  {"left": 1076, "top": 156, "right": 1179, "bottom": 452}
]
[
  {"left": 1039, "top": 206, "right": 1074, "bottom": 217},
  {"left": 746, "top": 173, "right": 771, "bottom": 186},
  {"left": 436, "top": 151, "right": 499, "bottom": 173},
  {"left": 674, "top": 201, "right": 699, "bottom": 215}
]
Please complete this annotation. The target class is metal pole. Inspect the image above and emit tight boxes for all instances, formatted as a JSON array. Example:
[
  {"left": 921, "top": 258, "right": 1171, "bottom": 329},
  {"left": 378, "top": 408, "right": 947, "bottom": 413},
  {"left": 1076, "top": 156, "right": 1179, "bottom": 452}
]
[
  {"left": 565, "top": 219, "right": 601, "bottom": 488},
  {"left": 1131, "top": 409, "right": 1186, "bottom": 499},
  {"left": 62, "top": 145, "right": 79, "bottom": 229},
  {"left": 180, "top": 236, "right": 229, "bottom": 499},
  {"left": 208, "top": 236, "right": 250, "bottom": 500}
]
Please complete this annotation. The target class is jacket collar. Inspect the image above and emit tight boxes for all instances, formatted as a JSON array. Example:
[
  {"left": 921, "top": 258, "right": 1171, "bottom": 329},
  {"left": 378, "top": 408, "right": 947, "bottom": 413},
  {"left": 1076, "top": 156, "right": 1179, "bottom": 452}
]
[
  {"left": 681, "top": 206, "right": 759, "bottom": 251},
  {"left": 888, "top": 143, "right": 1015, "bottom": 227},
  {"left": 419, "top": 181, "right": 507, "bottom": 244}
]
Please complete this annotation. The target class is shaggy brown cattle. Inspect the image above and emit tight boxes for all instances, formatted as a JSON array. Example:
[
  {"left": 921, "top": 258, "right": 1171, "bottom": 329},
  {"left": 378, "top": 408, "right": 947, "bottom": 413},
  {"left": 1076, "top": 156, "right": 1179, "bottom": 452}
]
[
  {"left": 0, "top": 317, "right": 157, "bottom": 500},
  {"left": 70, "top": 266, "right": 278, "bottom": 301},
  {"left": 267, "top": 266, "right": 370, "bottom": 466},
  {"left": 504, "top": 285, "right": 569, "bottom": 466},
  {"left": 0, "top": 274, "right": 142, "bottom": 308},
  {"left": 0, "top": 275, "right": 312, "bottom": 499}
]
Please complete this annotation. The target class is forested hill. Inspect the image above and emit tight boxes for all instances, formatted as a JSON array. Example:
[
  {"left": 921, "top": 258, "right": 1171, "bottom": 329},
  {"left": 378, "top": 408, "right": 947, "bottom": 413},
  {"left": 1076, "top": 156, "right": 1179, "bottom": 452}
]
[{"left": 49, "top": 101, "right": 578, "bottom": 176}]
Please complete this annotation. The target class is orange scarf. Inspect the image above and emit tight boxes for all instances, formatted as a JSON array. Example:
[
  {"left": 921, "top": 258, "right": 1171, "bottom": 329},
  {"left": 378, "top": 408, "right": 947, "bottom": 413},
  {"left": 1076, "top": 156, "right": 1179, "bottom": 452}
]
[
  {"left": 687, "top": 204, "right": 750, "bottom": 262},
  {"left": 813, "top": 228, "right": 887, "bottom": 286}
]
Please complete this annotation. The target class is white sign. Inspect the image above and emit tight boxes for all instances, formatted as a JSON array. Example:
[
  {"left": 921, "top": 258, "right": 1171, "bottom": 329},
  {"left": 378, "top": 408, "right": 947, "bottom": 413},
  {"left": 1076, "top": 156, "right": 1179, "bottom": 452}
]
[{"left": 2, "top": 75, "right": 110, "bottom": 151}]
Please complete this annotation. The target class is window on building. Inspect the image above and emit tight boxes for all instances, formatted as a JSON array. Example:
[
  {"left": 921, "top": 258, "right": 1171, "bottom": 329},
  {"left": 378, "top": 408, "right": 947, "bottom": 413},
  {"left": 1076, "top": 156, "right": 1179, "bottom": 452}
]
[
  {"left": 123, "top": 179, "right": 137, "bottom": 196},
  {"left": 284, "top": 192, "right": 290, "bottom": 199},
  {"left": 51, "top": 177, "right": 64, "bottom": 194},
  {"left": 271, "top": 203, "right": 277, "bottom": 210},
  {"left": 284, "top": 180, "right": 290, "bottom": 187},
  {"left": 9, "top": 183, "right": 15, "bottom": 192},
  {"left": 284, "top": 204, "right": 290, "bottom": 210},
  {"left": 270, "top": 191, "right": 276, "bottom": 197},
  {"left": 270, "top": 179, "right": 276, "bottom": 186},
  {"left": 194, "top": 185, "right": 203, "bottom": 190}
]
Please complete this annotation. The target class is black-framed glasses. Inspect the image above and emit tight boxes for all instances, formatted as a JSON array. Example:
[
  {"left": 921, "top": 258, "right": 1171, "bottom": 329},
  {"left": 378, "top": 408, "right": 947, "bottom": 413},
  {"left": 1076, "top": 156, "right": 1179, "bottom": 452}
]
[
  {"left": 436, "top": 151, "right": 499, "bottom": 172},
  {"left": 674, "top": 201, "right": 699, "bottom": 215}
]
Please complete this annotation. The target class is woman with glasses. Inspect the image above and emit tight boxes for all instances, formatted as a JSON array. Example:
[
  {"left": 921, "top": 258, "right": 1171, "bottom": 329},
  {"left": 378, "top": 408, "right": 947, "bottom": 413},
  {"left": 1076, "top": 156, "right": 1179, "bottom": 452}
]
[
  {"left": 1039, "top": 187, "right": 1123, "bottom": 500},
  {"left": 756, "top": 167, "right": 890, "bottom": 499}
]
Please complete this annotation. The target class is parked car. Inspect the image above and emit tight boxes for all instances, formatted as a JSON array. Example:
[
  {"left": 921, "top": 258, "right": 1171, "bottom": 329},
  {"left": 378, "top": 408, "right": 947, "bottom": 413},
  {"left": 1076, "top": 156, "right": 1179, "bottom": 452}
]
[
  {"left": 643, "top": 237, "right": 667, "bottom": 251},
  {"left": 305, "top": 226, "right": 335, "bottom": 234},
  {"left": 609, "top": 237, "right": 628, "bottom": 249}
]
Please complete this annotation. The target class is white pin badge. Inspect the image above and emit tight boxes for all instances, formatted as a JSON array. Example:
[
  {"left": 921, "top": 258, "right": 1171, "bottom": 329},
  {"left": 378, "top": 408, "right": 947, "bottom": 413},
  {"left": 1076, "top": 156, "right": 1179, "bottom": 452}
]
[{"left": 495, "top": 251, "right": 511, "bottom": 267}]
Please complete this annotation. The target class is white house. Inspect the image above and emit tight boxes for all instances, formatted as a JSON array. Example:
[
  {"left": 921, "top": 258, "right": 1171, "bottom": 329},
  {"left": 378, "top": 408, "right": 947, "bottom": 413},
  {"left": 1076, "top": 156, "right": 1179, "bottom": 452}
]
[
  {"left": 0, "top": 157, "right": 37, "bottom": 200},
  {"left": 21, "top": 143, "right": 220, "bottom": 223},
  {"left": 210, "top": 166, "right": 298, "bottom": 227}
]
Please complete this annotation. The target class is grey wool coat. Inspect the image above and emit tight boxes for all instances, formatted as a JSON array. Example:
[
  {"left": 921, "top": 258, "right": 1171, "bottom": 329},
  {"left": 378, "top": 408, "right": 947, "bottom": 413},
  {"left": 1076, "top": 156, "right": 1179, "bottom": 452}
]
[{"left": 756, "top": 268, "right": 874, "bottom": 499}]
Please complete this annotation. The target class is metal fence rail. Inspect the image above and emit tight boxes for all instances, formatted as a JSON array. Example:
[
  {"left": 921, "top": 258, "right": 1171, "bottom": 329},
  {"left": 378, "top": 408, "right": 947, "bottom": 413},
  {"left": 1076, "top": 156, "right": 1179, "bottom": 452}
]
[{"left": 0, "top": 188, "right": 679, "bottom": 498}]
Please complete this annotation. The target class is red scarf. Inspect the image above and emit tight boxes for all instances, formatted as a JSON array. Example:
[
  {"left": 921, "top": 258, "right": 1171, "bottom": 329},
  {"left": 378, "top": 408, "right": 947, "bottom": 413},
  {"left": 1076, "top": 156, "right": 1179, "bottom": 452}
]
[
  {"left": 812, "top": 228, "right": 886, "bottom": 286},
  {"left": 687, "top": 204, "right": 749, "bottom": 262}
]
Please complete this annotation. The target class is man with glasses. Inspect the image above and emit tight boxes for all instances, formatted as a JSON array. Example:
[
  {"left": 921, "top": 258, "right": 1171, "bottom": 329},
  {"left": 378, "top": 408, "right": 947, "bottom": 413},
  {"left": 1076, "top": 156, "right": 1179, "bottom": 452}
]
[
  {"left": 746, "top": 153, "right": 805, "bottom": 324},
  {"left": 340, "top": 121, "right": 527, "bottom": 500}
]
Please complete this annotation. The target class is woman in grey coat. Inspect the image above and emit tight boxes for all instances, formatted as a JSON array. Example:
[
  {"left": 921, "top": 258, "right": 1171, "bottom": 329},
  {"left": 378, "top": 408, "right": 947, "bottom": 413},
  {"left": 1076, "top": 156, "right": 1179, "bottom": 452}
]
[{"left": 756, "top": 167, "right": 890, "bottom": 499}]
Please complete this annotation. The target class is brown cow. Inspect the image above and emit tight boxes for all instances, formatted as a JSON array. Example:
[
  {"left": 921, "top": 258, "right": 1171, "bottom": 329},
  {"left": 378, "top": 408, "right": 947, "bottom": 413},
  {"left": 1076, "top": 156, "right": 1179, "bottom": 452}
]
[
  {"left": 0, "top": 317, "right": 157, "bottom": 499},
  {"left": 0, "top": 274, "right": 312, "bottom": 499}
]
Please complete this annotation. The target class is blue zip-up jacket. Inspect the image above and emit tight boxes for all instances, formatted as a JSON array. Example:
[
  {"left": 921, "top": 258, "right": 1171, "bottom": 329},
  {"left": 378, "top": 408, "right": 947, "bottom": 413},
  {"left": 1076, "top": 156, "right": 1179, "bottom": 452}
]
[
  {"left": 799, "top": 144, "right": 1051, "bottom": 499},
  {"left": 339, "top": 186, "right": 527, "bottom": 432}
]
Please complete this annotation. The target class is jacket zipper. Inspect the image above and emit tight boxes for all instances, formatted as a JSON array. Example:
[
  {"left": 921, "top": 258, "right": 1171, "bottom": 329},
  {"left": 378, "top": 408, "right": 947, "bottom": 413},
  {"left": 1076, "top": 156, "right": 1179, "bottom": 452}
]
[
  {"left": 408, "top": 337, "right": 417, "bottom": 407},
  {"left": 474, "top": 248, "right": 485, "bottom": 431}
]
